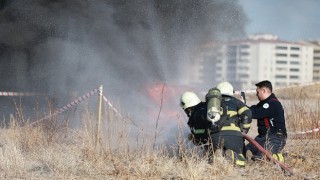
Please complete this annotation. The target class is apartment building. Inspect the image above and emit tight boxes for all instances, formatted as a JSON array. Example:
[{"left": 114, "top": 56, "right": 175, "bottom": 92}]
[
  {"left": 197, "top": 34, "right": 314, "bottom": 91},
  {"left": 302, "top": 41, "right": 320, "bottom": 82}
]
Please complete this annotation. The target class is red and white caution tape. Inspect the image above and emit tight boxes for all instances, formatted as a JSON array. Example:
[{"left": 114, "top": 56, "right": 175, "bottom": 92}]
[
  {"left": 294, "top": 127, "right": 320, "bottom": 135},
  {"left": 30, "top": 86, "right": 101, "bottom": 125},
  {"left": 103, "top": 95, "right": 122, "bottom": 118},
  {"left": 0, "top": 91, "right": 44, "bottom": 96},
  {"left": 53, "top": 87, "right": 100, "bottom": 115}
]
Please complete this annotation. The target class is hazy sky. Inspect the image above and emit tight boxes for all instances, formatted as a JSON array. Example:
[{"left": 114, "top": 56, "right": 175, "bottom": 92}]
[{"left": 239, "top": 0, "right": 320, "bottom": 41}]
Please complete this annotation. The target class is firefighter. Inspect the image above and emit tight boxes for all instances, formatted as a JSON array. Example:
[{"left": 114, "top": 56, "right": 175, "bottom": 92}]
[
  {"left": 215, "top": 81, "right": 252, "bottom": 167},
  {"left": 179, "top": 91, "right": 220, "bottom": 161},
  {"left": 245, "top": 80, "right": 287, "bottom": 162}
]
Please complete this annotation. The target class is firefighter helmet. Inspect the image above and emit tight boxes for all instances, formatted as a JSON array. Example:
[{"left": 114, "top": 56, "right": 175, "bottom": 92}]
[
  {"left": 180, "top": 92, "right": 201, "bottom": 110},
  {"left": 216, "top": 81, "right": 234, "bottom": 96}
]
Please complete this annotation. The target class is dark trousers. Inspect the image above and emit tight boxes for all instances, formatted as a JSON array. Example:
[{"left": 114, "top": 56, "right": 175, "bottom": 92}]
[
  {"left": 246, "top": 132, "right": 287, "bottom": 158},
  {"left": 219, "top": 134, "right": 244, "bottom": 154}
]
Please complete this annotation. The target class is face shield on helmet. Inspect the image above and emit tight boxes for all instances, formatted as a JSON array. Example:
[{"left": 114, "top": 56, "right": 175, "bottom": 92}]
[
  {"left": 180, "top": 92, "right": 201, "bottom": 110},
  {"left": 216, "top": 81, "right": 234, "bottom": 96}
]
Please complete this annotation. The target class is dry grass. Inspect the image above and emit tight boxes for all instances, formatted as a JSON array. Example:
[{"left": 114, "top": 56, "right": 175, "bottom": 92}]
[{"left": 0, "top": 85, "right": 319, "bottom": 179}]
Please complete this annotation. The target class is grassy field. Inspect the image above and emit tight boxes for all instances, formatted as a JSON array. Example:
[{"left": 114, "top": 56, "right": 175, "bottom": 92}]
[{"left": 0, "top": 85, "right": 319, "bottom": 179}]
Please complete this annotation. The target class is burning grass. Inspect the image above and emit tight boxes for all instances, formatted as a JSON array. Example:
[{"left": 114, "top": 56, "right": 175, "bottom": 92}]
[{"left": 0, "top": 86, "right": 320, "bottom": 179}]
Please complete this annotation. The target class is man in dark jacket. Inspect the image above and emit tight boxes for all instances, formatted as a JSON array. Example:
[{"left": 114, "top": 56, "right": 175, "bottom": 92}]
[{"left": 246, "top": 80, "right": 287, "bottom": 162}]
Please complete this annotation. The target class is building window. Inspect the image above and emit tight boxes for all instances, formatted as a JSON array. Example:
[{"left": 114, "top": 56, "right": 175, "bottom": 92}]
[
  {"left": 276, "top": 53, "right": 287, "bottom": 57},
  {"left": 275, "top": 75, "right": 287, "bottom": 78},
  {"left": 314, "top": 50, "right": 320, "bottom": 53},
  {"left": 276, "top": 68, "right": 285, "bottom": 72},
  {"left": 290, "top": 75, "right": 299, "bottom": 79},
  {"left": 240, "top": 45, "right": 250, "bottom": 49},
  {"left": 290, "top": 54, "right": 299, "bottom": 58},
  {"left": 290, "top": 47, "right": 300, "bottom": 50},
  {"left": 276, "top": 46, "right": 288, "bottom": 50},
  {"left": 314, "top": 63, "right": 320, "bottom": 67},
  {"left": 276, "top": 60, "right": 287, "bottom": 64},
  {"left": 276, "top": 67, "right": 286, "bottom": 72},
  {"left": 290, "top": 61, "right": 300, "bottom": 65},
  {"left": 227, "top": 52, "right": 237, "bottom": 57},
  {"left": 239, "top": 66, "right": 249, "bottom": 71},
  {"left": 239, "top": 58, "right": 249, "bottom": 63},
  {"left": 275, "top": 82, "right": 287, "bottom": 87},
  {"left": 314, "top": 57, "right": 320, "bottom": 60},
  {"left": 228, "top": 58, "right": 236, "bottom": 63},
  {"left": 289, "top": 83, "right": 299, "bottom": 86},
  {"left": 228, "top": 46, "right": 237, "bottom": 51},
  {"left": 290, "top": 68, "right": 299, "bottom": 72},
  {"left": 240, "top": 52, "right": 249, "bottom": 56}
]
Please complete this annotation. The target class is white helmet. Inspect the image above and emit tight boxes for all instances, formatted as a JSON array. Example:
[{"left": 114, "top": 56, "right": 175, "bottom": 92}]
[
  {"left": 180, "top": 92, "right": 201, "bottom": 110},
  {"left": 216, "top": 81, "right": 234, "bottom": 96}
]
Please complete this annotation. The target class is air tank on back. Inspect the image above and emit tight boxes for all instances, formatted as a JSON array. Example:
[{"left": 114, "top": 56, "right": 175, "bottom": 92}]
[{"left": 206, "top": 87, "right": 222, "bottom": 123}]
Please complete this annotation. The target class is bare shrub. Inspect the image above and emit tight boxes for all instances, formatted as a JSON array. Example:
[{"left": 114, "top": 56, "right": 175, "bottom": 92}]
[{"left": 0, "top": 87, "right": 319, "bottom": 179}]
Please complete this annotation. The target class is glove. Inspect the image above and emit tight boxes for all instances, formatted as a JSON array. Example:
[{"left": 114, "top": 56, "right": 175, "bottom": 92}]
[
  {"left": 188, "top": 133, "right": 194, "bottom": 141},
  {"left": 242, "top": 128, "right": 249, "bottom": 134}
]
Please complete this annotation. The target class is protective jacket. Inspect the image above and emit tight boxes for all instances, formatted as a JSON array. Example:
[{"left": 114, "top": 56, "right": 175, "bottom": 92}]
[
  {"left": 250, "top": 93, "right": 287, "bottom": 137},
  {"left": 187, "top": 102, "right": 217, "bottom": 145},
  {"left": 219, "top": 95, "right": 252, "bottom": 136}
]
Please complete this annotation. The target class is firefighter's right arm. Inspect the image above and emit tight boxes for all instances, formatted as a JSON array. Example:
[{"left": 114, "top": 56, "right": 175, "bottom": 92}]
[
  {"left": 241, "top": 114, "right": 252, "bottom": 134},
  {"left": 237, "top": 101, "right": 252, "bottom": 134}
]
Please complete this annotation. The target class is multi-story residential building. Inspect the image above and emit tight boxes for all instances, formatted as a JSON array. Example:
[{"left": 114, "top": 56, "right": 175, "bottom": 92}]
[
  {"left": 302, "top": 41, "right": 320, "bottom": 82},
  {"left": 196, "top": 34, "right": 315, "bottom": 91}
]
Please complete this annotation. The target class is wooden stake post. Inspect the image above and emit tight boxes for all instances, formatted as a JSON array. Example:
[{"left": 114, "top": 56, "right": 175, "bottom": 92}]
[{"left": 97, "top": 85, "right": 103, "bottom": 146}]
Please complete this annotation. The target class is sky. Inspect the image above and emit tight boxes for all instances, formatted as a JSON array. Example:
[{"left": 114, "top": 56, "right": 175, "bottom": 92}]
[{"left": 239, "top": 0, "right": 320, "bottom": 41}]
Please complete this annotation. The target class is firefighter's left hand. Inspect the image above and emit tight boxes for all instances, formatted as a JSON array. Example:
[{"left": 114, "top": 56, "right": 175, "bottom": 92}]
[
  {"left": 242, "top": 128, "right": 249, "bottom": 134},
  {"left": 239, "top": 96, "right": 245, "bottom": 103}
]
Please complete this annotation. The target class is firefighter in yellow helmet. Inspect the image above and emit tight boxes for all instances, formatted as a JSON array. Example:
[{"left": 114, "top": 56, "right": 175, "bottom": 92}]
[
  {"left": 180, "top": 91, "right": 220, "bottom": 161},
  {"left": 211, "top": 81, "right": 252, "bottom": 167}
]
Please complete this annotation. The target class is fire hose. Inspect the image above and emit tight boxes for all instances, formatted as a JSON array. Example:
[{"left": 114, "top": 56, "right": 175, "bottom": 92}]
[{"left": 242, "top": 133, "right": 294, "bottom": 176}]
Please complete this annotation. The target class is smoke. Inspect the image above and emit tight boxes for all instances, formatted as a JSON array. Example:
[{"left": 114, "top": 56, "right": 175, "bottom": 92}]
[{"left": 0, "top": 0, "right": 247, "bottom": 142}]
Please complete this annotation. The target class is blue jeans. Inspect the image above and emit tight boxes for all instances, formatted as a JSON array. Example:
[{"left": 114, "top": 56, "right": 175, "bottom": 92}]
[{"left": 246, "top": 132, "right": 286, "bottom": 158}]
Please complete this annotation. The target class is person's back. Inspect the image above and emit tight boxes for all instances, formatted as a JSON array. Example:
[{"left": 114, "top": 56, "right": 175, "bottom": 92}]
[
  {"left": 220, "top": 95, "right": 247, "bottom": 136},
  {"left": 215, "top": 82, "right": 252, "bottom": 167}
]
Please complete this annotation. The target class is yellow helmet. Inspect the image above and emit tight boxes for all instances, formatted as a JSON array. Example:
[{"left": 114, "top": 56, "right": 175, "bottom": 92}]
[
  {"left": 180, "top": 92, "right": 201, "bottom": 110},
  {"left": 216, "top": 81, "right": 234, "bottom": 96}
]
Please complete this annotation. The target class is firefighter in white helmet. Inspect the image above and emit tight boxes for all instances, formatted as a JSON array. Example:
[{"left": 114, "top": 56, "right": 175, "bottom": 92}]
[
  {"left": 180, "top": 91, "right": 220, "bottom": 161},
  {"left": 212, "top": 81, "right": 252, "bottom": 167}
]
